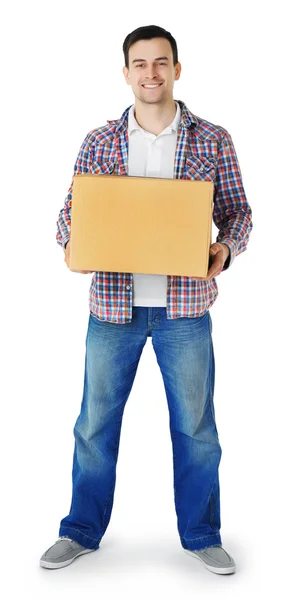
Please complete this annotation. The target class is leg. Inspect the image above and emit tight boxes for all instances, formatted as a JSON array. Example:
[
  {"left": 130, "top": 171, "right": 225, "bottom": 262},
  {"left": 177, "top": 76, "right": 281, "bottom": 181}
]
[
  {"left": 59, "top": 311, "right": 147, "bottom": 549},
  {"left": 151, "top": 310, "right": 222, "bottom": 551}
]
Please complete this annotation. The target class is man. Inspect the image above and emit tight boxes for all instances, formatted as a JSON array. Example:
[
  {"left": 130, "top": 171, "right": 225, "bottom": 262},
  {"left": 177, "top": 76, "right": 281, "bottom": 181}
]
[{"left": 40, "top": 25, "right": 253, "bottom": 574}]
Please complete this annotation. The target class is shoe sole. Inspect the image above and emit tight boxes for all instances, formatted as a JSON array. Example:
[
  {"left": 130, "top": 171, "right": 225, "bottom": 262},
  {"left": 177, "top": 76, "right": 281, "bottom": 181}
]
[
  {"left": 40, "top": 548, "right": 95, "bottom": 569},
  {"left": 184, "top": 549, "right": 236, "bottom": 575}
]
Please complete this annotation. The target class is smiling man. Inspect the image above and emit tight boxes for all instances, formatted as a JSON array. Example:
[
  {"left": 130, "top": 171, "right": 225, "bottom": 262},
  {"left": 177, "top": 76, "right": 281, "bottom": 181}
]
[{"left": 40, "top": 25, "right": 253, "bottom": 575}]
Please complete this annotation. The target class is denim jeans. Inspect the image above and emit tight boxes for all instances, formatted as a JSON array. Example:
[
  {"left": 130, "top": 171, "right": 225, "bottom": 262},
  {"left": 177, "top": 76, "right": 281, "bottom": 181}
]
[{"left": 59, "top": 307, "right": 222, "bottom": 551}]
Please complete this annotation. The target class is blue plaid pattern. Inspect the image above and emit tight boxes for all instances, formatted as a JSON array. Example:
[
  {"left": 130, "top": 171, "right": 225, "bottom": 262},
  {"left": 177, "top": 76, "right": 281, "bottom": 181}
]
[{"left": 56, "top": 99, "right": 253, "bottom": 323}]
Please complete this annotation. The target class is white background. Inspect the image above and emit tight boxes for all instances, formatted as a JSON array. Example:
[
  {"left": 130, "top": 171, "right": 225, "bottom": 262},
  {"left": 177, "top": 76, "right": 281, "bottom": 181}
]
[{"left": 1, "top": 0, "right": 288, "bottom": 597}]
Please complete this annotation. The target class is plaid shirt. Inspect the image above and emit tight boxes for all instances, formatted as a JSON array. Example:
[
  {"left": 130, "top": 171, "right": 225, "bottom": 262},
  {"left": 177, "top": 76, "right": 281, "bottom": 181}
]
[{"left": 56, "top": 99, "right": 253, "bottom": 323}]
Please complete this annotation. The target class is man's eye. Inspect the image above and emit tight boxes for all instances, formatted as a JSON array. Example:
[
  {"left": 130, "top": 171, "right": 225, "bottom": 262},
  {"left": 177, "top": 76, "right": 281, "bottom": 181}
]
[{"left": 136, "top": 63, "right": 166, "bottom": 67}]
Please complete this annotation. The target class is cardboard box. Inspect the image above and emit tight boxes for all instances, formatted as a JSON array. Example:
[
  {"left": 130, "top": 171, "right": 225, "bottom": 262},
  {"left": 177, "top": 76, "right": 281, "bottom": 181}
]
[{"left": 69, "top": 174, "right": 214, "bottom": 277}]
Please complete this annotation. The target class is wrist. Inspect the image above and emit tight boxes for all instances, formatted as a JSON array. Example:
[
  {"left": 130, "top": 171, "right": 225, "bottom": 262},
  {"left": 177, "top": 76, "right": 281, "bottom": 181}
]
[{"left": 221, "top": 243, "right": 230, "bottom": 260}]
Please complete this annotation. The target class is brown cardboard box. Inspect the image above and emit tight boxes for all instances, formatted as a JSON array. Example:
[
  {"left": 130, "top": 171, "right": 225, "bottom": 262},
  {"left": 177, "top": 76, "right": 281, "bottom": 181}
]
[{"left": 69, "top": 174, "right": 214, "bottom": 278}]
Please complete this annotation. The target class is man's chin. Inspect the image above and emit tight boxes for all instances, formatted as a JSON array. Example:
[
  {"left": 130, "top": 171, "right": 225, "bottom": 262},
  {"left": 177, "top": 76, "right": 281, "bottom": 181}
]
[{"left": 138, "top": 91, "right": 166, "bottom": 103}]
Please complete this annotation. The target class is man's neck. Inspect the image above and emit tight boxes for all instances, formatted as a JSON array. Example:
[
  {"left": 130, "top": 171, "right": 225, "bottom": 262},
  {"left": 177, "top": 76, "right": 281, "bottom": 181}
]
[{"left": 133, "top": 98, "right": 177, "bottom": 136}]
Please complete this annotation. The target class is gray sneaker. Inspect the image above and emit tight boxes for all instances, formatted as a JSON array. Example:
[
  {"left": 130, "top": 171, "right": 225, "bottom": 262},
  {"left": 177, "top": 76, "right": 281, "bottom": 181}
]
[
  {"left": 184, "top": 545, "right": 236, "bottom": 575},
  {"left": 40, "top": 536, "right": 96, "bottom": 569}
]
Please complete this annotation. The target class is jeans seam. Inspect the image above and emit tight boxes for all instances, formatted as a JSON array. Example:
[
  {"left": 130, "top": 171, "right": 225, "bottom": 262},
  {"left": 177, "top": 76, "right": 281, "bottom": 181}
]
[
  {"left": 101, "top": 485, "right": 115, "bottom": 532},
  {"left": 209, "top": 491, "right": 215, "bottom": 530},
  {"left": 101, "top": 417, "right": 123, "bottom": 532},
  {"left": 208, "top": 331, "right": 216, "bottom": 424}
]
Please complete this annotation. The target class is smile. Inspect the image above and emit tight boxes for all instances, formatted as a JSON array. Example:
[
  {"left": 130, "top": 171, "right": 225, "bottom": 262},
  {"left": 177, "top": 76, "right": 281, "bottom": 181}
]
[{"left": 142, "top": 83, "right": 163, "bottom": 89}]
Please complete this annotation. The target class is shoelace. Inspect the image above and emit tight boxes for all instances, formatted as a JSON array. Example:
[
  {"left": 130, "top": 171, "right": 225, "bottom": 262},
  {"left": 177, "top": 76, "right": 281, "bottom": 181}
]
[{"left": 57, "top": 535, "right": 74, "bottom": 543}]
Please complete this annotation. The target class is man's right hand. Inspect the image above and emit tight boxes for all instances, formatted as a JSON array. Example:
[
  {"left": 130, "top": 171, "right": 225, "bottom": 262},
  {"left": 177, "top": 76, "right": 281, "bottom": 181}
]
[{"left": 64, "top": 241, "right": 95, "bottom": 274}]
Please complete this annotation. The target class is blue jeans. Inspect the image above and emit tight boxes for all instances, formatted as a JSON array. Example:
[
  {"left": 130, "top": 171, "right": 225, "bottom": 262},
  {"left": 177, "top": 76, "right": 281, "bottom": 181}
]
[{"left": 59, "top": 307, "right": 222, "bottom": 551}]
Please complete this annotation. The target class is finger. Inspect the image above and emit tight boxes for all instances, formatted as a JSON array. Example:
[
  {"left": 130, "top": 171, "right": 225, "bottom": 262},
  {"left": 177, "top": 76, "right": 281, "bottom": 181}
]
[
  {"left": 206, "top": 258, "right": 223, "bottom": 280},
  {"left": 207, "top": 264, "right": 223, "bottom": 279}
]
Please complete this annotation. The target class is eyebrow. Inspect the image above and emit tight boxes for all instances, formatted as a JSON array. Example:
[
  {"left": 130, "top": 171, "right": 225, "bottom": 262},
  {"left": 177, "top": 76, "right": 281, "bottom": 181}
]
[{"left": 132, "top": 56, "right": 169, "bottom": 63}]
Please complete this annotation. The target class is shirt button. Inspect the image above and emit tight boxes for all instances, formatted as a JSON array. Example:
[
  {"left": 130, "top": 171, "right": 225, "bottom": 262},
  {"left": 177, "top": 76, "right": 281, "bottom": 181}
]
[
  {"left": 199, "top": 166, "right": 204, "bottom": 172},
  {"left": 126, "top": 285, "right": 131, "bottom": 290}
]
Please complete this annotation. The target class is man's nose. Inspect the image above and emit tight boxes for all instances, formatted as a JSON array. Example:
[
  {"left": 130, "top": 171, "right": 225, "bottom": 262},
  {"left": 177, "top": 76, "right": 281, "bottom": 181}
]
[{"left": 144, "top": 66, "right": 159, "bottom": 79}]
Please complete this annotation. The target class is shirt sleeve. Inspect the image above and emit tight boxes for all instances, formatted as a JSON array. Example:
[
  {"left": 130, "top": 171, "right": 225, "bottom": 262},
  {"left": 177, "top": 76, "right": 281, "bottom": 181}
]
[
  {"left": 213, "top": 129, "right": 253, "bottom": 271},
  {"left": 56, "top": 133, "right": 94, "bottom": 249}
]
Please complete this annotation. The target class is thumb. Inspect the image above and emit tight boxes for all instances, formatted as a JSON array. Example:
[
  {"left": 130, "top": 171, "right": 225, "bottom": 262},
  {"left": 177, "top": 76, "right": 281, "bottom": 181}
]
[{"left": 210, "top": 243, "right": 222, "bottom": 255}]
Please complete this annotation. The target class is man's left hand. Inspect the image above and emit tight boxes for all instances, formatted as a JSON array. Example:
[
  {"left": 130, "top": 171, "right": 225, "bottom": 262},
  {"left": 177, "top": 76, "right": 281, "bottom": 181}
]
[{"left": 191, "top": 242, "right": 230, "bottom": 281}]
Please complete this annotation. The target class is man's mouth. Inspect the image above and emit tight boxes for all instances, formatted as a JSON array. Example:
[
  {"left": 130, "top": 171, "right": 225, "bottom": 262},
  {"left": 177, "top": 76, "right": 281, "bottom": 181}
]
[{"left": 141, "top": 83, "right": 163, "bottom": 89}]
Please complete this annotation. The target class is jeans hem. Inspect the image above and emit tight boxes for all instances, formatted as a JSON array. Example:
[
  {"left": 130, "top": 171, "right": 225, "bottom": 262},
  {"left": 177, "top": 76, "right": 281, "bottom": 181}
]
[
  {"left": 181, "top": 532, "right": 222, "bottom": 551},
  {"left": 59, "top": 526, "right": 101, "bottom": 550}
]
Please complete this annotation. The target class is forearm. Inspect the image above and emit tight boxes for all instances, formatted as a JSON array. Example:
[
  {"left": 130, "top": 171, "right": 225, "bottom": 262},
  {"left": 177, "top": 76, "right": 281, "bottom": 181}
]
[
  {"left": 213, "top": 130, "right": 253, "bottom": 270},
  {"left": 216, "top": 210, "right": 252, "bottom": 270},
  {"left": 56, "top": 191, "right": 72, "bottom": 249},
  {"left": 56, "top": 131, "right": 94, "bottom": 250}
]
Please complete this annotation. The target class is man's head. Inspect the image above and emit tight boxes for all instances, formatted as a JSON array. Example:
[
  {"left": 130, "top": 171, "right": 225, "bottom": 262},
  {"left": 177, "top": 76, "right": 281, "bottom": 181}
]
[{"left": 122, "top": 25, "right": 181, "bottom": 105}]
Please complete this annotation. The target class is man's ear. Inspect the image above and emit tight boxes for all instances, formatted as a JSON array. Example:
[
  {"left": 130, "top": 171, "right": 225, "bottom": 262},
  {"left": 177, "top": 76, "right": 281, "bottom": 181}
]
[
  {"left": 123, "top": 66, "right": 129, "bottom": 84},
  {"left": 174, "top": 62, "right": 182, "bottom": 81}
]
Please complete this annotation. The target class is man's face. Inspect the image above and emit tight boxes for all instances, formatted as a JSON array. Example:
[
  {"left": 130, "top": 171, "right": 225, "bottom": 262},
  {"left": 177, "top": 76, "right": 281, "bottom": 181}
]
[{"left": 123, "top": 37, "right": 181, "bottom": 104}]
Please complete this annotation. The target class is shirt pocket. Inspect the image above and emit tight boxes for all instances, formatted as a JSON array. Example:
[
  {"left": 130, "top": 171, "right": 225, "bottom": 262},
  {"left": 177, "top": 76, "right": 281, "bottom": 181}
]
[
  {"left": 90, "top": 161, "right": 115, "bottom": 175},
  {"left": 185, "top": 155, "right": 217, "bottom": 182}
]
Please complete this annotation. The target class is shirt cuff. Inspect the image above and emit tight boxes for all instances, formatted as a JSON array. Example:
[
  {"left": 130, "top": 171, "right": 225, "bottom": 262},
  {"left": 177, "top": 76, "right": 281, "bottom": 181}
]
[
  {"left": 62, "top": 238, "right": 70, "bottom": 250},
  {"left": 216, "top": 238, "right": 237, "bottom": 271}
]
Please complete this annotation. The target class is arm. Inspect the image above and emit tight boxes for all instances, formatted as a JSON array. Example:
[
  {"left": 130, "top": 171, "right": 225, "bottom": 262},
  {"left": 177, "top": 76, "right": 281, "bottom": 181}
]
[
  {"left": 56, "top": 133, "right": 94, "bottom": 250},
  {"left": 213, "top": 129, "right": 253, "bottom": 271}
]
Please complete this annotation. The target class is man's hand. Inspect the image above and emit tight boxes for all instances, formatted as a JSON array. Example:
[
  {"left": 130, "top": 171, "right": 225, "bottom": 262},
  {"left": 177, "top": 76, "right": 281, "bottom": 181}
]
[
  {"left": 191, "top": 242, "right": 230, "bottom": 281},
  {"left": 64, "top": 241, "right": 95, "bottom": 274}
]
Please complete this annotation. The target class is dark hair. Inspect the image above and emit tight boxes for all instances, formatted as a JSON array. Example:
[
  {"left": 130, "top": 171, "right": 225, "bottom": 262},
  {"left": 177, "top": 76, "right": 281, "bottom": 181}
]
[{"left": 123, "top": 25, "right": 178, "bottom": 69}]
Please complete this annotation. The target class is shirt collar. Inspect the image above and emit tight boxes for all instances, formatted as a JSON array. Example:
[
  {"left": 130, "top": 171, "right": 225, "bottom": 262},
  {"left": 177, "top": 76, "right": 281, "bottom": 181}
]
[
  {"left": 127, "top": 100, "right": 181, "bottom": 136},
  {"left": 106, "top": 99, "right": 199, "bottom": 134}
]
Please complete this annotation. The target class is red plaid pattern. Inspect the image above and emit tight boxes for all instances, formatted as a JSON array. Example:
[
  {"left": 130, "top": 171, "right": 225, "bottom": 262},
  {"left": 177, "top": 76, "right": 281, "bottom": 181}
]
[{"left": 56, "top": 99, "right": 253, "bottom": 323}]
